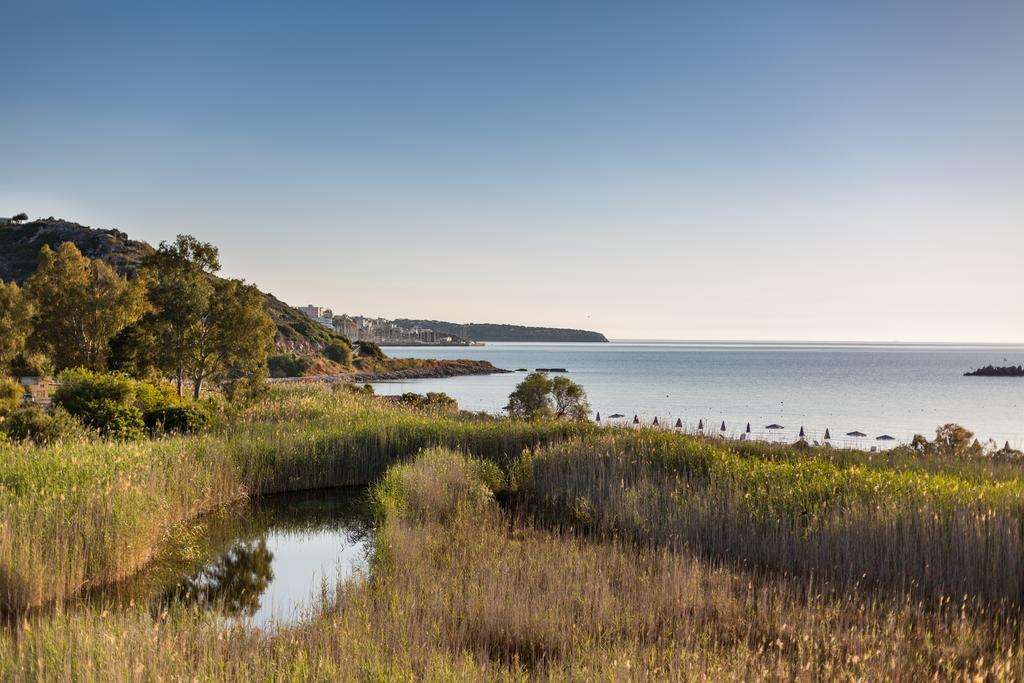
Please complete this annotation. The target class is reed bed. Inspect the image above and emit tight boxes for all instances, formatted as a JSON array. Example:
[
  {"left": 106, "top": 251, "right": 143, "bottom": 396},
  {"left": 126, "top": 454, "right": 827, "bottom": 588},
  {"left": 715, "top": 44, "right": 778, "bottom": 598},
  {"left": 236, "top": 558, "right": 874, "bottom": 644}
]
[
  {"left": 0, "top": 387, "right": 588, "bottom": 611},
  {"left": 515, "top": 429, "right": 1024, "bottom": 606},
  {"left": 3, "top": 448, "right": 1021, "bottom": 681}
]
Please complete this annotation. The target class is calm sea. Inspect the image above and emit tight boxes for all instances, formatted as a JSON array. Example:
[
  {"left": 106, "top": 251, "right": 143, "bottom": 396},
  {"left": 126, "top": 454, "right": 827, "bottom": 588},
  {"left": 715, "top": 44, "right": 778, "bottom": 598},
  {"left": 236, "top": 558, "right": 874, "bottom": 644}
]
[{"left": 375, "top": 342, "right": 1024, "bottom": 448}]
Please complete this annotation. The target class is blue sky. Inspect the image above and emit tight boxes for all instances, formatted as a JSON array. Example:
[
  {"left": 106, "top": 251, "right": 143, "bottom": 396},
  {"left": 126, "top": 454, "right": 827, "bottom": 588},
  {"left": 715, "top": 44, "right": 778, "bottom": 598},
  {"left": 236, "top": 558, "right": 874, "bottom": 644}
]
[{"left": 2, "top": 1, "right": 1022, "bottom": 341}]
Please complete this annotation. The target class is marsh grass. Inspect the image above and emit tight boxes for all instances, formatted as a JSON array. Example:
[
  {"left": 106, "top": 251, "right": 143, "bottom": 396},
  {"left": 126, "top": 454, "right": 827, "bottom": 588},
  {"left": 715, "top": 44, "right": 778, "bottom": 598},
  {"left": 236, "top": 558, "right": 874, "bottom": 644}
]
[
  {"left": 0, "top": 388, "right": 588, "bottom": 611},
  {"left": 3, "top": 448, "right": 1022, "bottom": 681},
  {"left": 515, "top": 430, "right": 1024, "bottom": 606}
]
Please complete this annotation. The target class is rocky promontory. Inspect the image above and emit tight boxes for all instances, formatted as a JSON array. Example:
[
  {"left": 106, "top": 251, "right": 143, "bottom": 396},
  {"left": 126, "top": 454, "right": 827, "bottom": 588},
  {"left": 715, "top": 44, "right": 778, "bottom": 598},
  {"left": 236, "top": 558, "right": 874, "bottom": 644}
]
[
  {"left": 270, "top": 358, "right": 509, "bottom": 384},
  {"left": 964, "top": 365, "right": 1024, "bottom": 377}
]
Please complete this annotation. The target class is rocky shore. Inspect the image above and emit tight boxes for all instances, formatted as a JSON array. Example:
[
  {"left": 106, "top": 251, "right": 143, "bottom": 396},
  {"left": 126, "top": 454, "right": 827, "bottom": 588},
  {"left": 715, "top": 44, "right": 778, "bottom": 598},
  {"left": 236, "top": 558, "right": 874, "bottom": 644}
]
[
  {"left": 270, "top": 359, "right": 509, "bottom": 384},
  {"left": 964, "top": 365, "right": 1024, "bottom": 377}
]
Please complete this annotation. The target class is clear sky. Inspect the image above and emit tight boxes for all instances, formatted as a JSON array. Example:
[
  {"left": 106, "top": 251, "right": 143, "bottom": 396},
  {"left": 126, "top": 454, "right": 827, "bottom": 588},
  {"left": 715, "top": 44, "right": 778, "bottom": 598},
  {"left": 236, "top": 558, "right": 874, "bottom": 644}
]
[{"left": 2, "top": 1, "right": 1022, "bottom": 342}]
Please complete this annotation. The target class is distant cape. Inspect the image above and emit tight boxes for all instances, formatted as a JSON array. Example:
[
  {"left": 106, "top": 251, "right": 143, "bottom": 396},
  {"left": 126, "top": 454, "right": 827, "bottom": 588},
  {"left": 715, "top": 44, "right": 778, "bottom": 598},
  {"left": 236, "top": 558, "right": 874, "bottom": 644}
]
[{"left": 393, "top": 319, "right": 608, "bottom": 343}]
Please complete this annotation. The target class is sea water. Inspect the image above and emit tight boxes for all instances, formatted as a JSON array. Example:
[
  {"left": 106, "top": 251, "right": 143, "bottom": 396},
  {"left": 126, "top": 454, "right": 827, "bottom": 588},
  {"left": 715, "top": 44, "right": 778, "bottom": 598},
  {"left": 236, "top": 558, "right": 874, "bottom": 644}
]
[{"left": 375, "top": 341, "right": 1024, "bottom": 448}]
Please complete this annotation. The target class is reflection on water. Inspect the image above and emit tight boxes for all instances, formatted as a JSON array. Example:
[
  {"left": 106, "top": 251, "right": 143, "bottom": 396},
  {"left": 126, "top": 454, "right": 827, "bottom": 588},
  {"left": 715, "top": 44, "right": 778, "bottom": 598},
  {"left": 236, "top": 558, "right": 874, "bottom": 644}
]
[
  {"left": 101, "top": 486, "right": 373, "bottom": 628},
  {"left": 161, "top": 538, "right": 275, "bottom": 617}
]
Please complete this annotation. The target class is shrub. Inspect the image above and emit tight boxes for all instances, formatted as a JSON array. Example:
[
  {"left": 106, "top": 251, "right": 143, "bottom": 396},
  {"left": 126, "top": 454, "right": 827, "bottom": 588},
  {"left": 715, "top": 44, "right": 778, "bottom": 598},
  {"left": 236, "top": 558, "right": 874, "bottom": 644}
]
[
  {"left": 323, "top": 341, "right": 353, "bottom": 367},
  {"left": 133, "top": 380, "right": 181, "bottom": 414},
  {"left": 1, "top": 406, "right": 91, "bottom": 445},
  {"left": 268, "top": 353, "right": 313, "bottom": 378},
  {"left": 86, "top": 399, "right": 146, "bottom": 439},
  {"left": 397, "top": 391, "right": 459, "bottom": 413},
  {"left": 144, "top": 403, "right": 213, "bottom": 434},
  {"left": 333, "top": 382, "right": 374, "bottom": 396},
  {"left": 8, "top": 351, "right": 54, "bottom": 378},
  {"left": 53, "top": 368, "right": 135, "bottom": 417},
  {"left": 53, "top": 368, "right": 173, "bottom": 438},
  {"left": 356, "top": 340, "right": 385, "bottom": 361},
  {"left": 0, "top": 378, "right": 24, "bottom": 414}
]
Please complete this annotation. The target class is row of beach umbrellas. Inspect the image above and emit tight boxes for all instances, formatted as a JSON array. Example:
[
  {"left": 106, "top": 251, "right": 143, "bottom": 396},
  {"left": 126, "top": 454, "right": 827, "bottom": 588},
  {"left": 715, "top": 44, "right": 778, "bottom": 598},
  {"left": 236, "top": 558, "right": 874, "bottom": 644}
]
[{"left": 595, "top": 413, "right": 896, "bottom": 442}]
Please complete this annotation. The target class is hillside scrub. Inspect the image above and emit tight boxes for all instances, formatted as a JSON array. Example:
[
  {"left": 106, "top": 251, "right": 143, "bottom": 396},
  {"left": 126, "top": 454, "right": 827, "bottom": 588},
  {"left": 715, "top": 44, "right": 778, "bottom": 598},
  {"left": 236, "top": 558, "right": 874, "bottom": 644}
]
[{"left": 3, "top": 448, "right": 1022, "bottom": 680}]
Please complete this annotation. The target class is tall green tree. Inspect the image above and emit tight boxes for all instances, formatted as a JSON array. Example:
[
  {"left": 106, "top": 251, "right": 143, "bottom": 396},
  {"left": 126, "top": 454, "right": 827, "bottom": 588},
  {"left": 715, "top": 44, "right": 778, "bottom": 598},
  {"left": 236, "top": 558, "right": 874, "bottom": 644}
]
[
  {"left": 141, "top": 235, "right": 220, "bottom": 395},
  {"left": 25, "top": 243, "right": 147, "bottom": 371},
  {"left": 190, "top": 278, "right": 275, "bottom": 400},
  {"left": 141, "top": 235, "right": 275, "bottom": 399},
  {"left": 0, "top": 280, "right": 34, "bottom": 372}
]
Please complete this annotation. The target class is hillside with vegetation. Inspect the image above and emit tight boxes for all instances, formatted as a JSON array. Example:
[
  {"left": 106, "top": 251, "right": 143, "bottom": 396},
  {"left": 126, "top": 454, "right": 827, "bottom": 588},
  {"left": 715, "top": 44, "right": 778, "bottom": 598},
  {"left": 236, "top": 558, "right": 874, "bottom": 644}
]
[
  {"left": 0, "top": 218, "right": 351, "bottom": 358},
  {"left": 394, "top": 318, "right": 608, "bottom": 342}
]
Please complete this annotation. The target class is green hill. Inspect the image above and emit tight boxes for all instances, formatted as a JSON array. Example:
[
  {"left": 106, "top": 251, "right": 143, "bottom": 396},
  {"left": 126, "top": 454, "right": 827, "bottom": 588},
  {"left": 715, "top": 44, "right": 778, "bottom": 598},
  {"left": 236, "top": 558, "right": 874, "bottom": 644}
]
[
  {"left": 0, "top": 218, "right": 351, "bottom": 355},
  {"left": 394, "top": 319, "right": 608, "bottom": 343}
]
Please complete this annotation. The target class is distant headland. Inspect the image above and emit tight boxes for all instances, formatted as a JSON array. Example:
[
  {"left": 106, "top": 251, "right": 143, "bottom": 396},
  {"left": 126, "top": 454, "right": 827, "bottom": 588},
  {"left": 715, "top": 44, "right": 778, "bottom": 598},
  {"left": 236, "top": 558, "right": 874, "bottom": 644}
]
[
  {"left": 964, "top": 365, "right": 1024, "bottom": 377},
  {"left": 393, "top": 319, "right": 608, "bottom": 343}
]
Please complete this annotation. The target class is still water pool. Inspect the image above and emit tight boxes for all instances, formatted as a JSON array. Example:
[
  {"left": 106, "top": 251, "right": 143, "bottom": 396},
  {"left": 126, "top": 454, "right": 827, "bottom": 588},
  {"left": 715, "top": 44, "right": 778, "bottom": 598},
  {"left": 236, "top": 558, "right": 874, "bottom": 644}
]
[{"left": 100, "top": 487, "right": 373, "bottom": 629}]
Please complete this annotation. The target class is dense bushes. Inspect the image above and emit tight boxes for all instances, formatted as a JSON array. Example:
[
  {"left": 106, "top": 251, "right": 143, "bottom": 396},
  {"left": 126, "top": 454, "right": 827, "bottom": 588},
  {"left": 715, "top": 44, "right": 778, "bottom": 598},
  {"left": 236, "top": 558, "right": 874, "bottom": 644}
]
[
  {"left": 323, "top": 341, "right": 353, "bottom": 367},
  {"left": 355, "top": 340, "right": 385, "bottom": 361},
  {"left": 51, "top": 368, "right": 210, "bottom": 438},
  {"left": 0, "top": 406, "right": 89, "bottom": 445},
  {"left": 143, "top": 403, "right": 213, "bottom": 434},
  {"left": 397, "top": 391, "right": 458, "bottom": 413},
  {"left": 0, "top": 378, "right": 22, "bottom": 413},
  {"left": 268, "top": 353, "right": 313, "bottom": 378}
]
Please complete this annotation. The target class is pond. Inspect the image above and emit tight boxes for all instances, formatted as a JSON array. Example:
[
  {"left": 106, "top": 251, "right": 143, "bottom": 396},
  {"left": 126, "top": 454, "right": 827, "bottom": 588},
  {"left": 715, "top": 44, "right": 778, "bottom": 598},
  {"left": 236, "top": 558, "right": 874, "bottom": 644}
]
[{"left": 96, "top": 486, "right": 374, "bottom": 629}]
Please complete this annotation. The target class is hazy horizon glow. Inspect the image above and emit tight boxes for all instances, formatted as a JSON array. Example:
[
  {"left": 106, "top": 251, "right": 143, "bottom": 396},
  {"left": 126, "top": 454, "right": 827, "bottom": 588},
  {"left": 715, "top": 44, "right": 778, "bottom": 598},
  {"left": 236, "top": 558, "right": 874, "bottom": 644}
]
[{"left": 3, "top": 1, "right": 1022, "bottom": 342}]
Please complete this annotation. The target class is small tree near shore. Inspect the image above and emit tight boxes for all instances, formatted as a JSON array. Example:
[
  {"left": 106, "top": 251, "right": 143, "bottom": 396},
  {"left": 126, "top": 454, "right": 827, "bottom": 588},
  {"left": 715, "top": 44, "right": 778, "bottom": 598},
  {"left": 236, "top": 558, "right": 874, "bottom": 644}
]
[{"left": 506, "top": 372, "right": 589, "bottom": 421}]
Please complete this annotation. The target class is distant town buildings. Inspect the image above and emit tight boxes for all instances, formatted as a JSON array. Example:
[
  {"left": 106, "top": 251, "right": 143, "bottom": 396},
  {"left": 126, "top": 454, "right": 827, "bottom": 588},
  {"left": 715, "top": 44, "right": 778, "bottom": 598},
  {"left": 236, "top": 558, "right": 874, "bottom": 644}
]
[
  {"left": 297, "top": 305, "right": 335, "bottom": 330},
  {"left": 295, "top": 304, "right": 466, "bottom": 345}
]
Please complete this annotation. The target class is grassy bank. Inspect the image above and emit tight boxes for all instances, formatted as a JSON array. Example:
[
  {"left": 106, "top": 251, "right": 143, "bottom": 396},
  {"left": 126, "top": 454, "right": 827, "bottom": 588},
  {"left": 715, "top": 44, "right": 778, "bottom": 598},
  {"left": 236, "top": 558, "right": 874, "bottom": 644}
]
[
  {"left": 3, "top": 449, "right": 1021, "bottom": 680},
  {"left": 514, "top": 430, "right": 1024, "bottom": 605},
  {"left": 0, "top": 387, "right": 590, "bottom": 611}
]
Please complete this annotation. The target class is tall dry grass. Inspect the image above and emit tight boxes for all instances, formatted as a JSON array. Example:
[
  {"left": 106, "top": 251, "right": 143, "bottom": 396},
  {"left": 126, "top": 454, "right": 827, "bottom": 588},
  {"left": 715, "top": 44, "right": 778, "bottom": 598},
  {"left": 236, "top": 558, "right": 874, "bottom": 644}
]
[
  {"left": 514, "top": 430, "right": 1024, "bottom": 606},
  {"left": 0, "top": 387, "right": 588, "bottom": 611},
  {"left": 3, "top": 448, "right": 1021, "bottom": 681}
]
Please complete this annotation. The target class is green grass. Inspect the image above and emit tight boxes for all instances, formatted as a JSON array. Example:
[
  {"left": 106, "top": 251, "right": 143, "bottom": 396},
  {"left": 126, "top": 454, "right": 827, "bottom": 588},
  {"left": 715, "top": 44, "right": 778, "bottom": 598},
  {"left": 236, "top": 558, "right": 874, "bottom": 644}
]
[
  {"left": 514, "top": 429, "right": 1024, "bottom": 604},
  {"left": 0, "top": 387, "right": 591, "bottom": 611}
]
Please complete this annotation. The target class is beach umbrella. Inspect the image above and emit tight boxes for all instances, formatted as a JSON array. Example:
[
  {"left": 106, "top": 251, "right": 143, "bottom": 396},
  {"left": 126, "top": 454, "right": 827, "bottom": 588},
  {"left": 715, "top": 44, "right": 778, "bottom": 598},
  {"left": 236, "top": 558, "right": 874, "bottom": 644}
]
[
  {"left": 633, "top": 415, "right": 640, "bottom": 424},
  {"left": 595, "top": 412, "right": 600, "bottom": 422},
  {"left": 876, "top": 434, "right": 895, "bottom": 441},
  {"left": 746, "top": 422, "right": 751, "bottom": 433},
  {"left": 824, "top": 428, "right": 831, "bottom": 440},
  {"left": 799, "top": 426, "right": 805, "bottom": 438},
  {"left": 653, "top": 416, "right": 659, "bottom": 426},
  {"left": 675, "top": 418, "right": 683, "bottom": 428},
  {"left": 698, "top": 419, "right": 704, "bottom": 431},
  {"left": 766, "top": 424, "right": 784, "bottom": 430},
  {"left": 1006, "top": 441, "right": 1012, "bottom": 450},
  {"left": 846, "top": 431, "right": 867, "bottom": 438},
  {"left": 609, "top": 413, "right": 624, "bottom": 419}
]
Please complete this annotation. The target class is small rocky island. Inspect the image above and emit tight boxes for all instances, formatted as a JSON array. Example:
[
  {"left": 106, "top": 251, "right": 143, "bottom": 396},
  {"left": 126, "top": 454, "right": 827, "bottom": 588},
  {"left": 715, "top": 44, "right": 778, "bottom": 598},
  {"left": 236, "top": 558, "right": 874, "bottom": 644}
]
[{"left": 964, "top": 365, "right": 1024, "bottom": 377}]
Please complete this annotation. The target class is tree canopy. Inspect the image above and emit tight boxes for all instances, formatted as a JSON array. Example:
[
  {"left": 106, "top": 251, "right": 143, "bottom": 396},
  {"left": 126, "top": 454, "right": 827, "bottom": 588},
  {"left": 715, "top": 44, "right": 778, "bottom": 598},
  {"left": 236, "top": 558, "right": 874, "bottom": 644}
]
[
  {"left": 138, "top": 234, "right": 275, "bottom": 399},
  {"left": 505, "top": 372, "right": 590, "bottom": 421},
  {"left": 25, "top": 243, "right": 147, "bottom": 371},
  {"left": 0, "top": 280, "right": 33, "bottom": 370}
]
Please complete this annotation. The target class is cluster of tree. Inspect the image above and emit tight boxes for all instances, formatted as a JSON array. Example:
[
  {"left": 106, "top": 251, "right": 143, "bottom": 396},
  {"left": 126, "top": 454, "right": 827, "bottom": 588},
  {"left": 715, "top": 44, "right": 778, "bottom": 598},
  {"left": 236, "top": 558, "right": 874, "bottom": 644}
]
[
  {"left": 1, "top": 212, "right": 29, "bottom": 224},
  {"left": 505, "top": 372, "right": 590, "bottom": 421},
  {"left": 907, "top": 423, "right": 1023, "bottom": 460},
  {"left": 396, "top": 391, "right": 458, "bottom": 414},
  {"left": 0, "top": 235, "right": 276, "bottom": 400}
]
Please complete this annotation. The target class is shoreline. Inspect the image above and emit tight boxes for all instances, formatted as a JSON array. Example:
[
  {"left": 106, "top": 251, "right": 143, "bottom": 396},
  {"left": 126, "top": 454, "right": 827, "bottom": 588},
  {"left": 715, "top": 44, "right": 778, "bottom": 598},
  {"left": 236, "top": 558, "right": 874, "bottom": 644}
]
[{"left": 270, "top": 359, "right": 510, "bottom": 384}]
